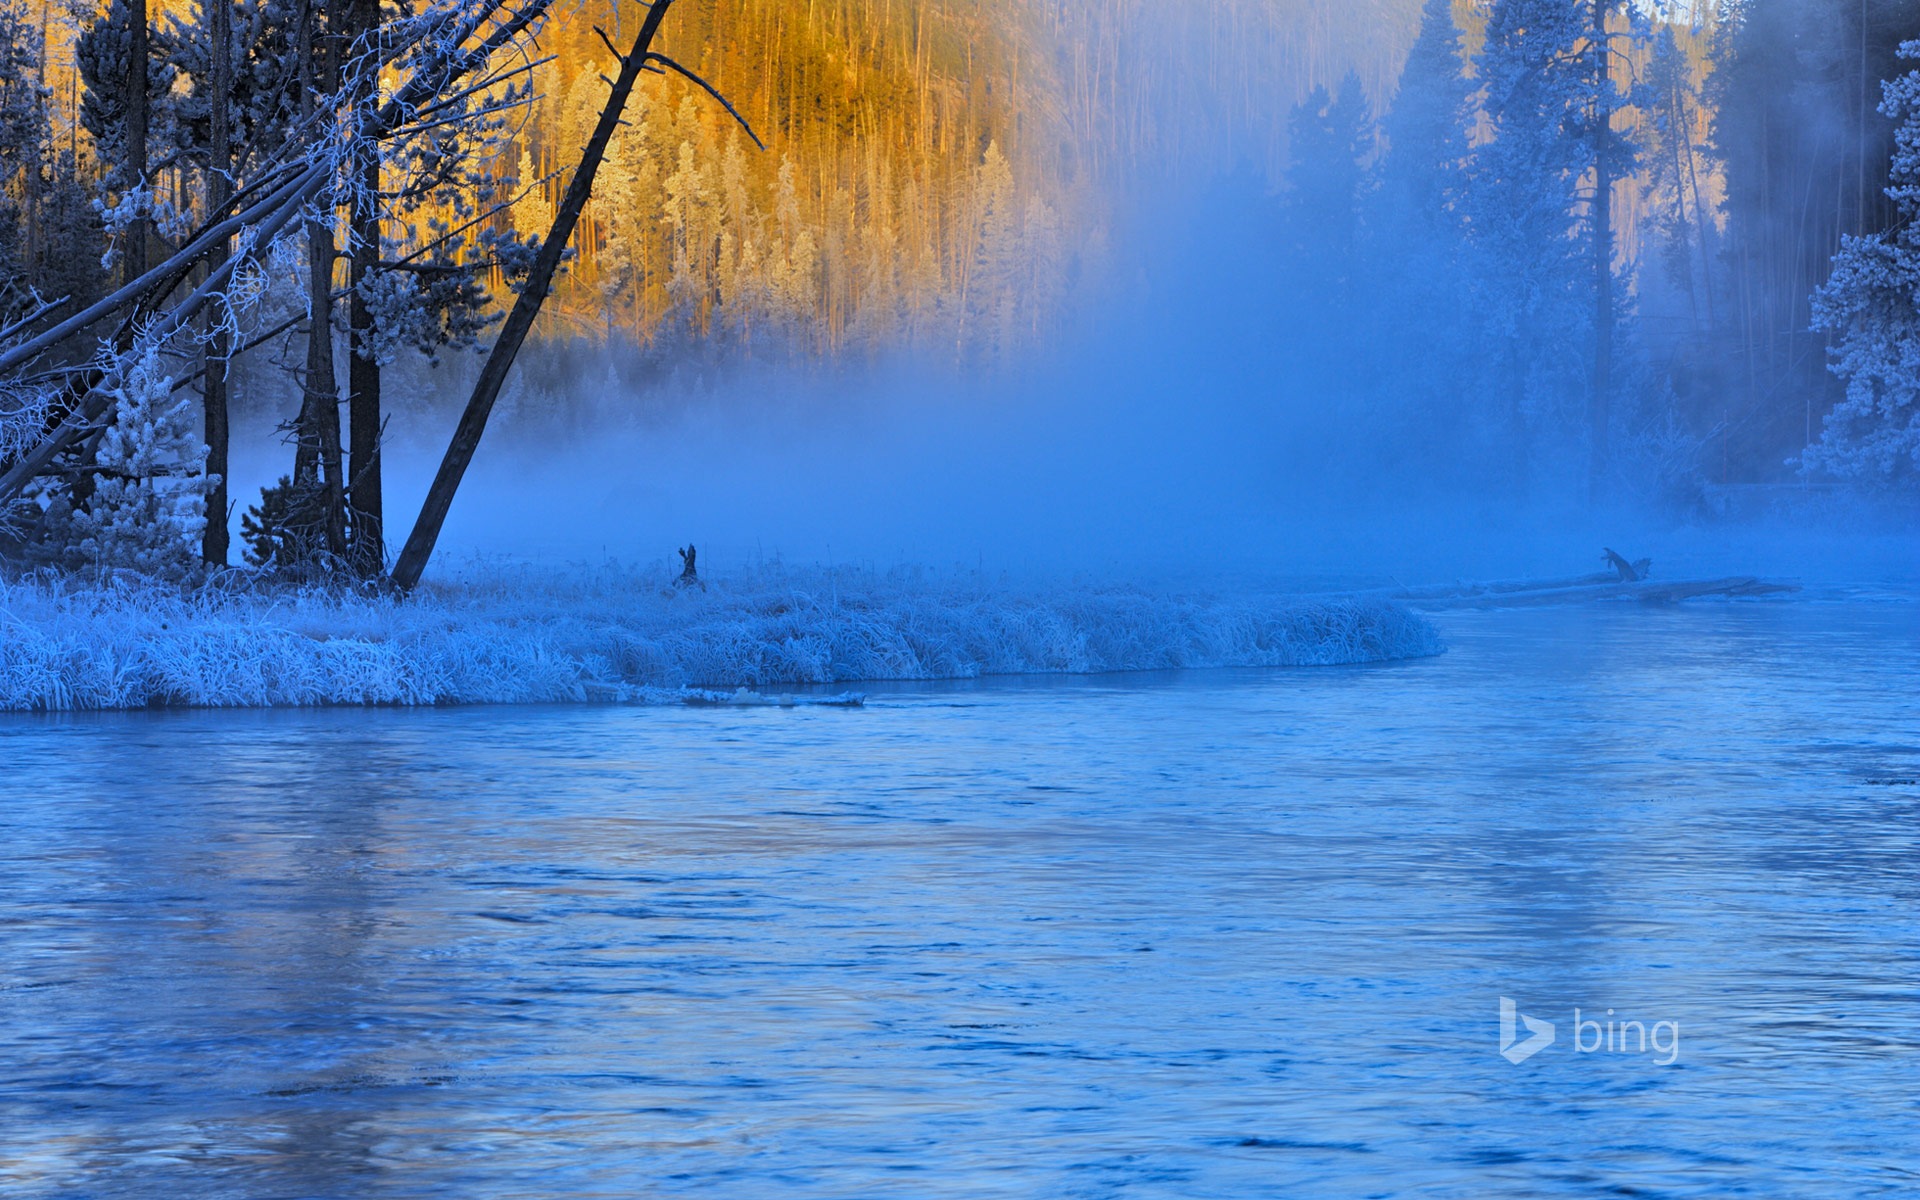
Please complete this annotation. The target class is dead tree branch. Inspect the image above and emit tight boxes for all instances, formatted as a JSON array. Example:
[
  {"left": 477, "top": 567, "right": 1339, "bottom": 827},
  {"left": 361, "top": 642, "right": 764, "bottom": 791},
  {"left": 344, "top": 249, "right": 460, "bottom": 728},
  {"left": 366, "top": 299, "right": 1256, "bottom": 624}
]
[{"left": 646, "top": 52, "right": 765, "bottom": 148}]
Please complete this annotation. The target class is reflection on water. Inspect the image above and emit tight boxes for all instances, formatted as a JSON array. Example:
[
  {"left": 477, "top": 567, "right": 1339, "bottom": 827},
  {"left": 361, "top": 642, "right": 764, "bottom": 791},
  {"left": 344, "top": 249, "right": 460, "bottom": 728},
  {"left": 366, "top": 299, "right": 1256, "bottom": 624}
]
[{"left": 1, "top": 598, "right": 1916, "bottom": 1198}]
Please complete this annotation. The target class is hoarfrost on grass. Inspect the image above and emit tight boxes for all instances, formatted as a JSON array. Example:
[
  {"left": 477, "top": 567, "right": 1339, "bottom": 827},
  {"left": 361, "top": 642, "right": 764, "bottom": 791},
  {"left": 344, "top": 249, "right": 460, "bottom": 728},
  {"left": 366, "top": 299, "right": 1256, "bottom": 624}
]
[{"left": 0, "top": 563, "right": 1443, "bottom": 710}]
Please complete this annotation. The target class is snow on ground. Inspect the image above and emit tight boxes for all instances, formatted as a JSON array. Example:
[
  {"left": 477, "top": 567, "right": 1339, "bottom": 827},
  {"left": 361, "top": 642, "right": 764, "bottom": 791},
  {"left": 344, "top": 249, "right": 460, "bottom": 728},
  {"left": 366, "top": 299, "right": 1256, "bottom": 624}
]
[{"left": 0, "top": 563, "right": 1443, "bottom": 710}]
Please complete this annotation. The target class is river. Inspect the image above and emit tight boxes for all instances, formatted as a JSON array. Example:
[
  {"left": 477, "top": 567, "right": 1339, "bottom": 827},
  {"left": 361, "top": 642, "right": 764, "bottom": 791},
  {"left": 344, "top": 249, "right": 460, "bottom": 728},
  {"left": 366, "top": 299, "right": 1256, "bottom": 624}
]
[{"left": 2, "top": 595, "right": 1915, "bottom": 1197}]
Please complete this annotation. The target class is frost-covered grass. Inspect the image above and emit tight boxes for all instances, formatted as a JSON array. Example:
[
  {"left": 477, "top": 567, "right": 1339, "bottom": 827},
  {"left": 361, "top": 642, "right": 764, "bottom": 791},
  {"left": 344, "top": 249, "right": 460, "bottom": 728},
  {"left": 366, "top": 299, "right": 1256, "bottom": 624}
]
[{"left": 0, "top": 563, "right": 1443, "bottom": 710}]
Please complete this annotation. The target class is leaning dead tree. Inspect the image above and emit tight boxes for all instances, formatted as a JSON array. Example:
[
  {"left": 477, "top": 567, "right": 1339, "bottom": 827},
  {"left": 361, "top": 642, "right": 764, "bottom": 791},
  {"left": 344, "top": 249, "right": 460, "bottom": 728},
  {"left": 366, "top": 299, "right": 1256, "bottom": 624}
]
[{"left": 391, "top": 0, "right": 761, "bottom": 590}]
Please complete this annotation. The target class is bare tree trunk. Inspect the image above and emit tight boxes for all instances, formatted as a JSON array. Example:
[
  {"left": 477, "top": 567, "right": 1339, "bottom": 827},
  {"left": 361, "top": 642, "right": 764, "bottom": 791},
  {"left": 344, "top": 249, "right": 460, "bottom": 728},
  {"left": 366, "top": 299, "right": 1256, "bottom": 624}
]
[
  {"left": 127, "top": 0, "right": 149, "bottom": 284},
  {"left": 202, "top": 0, "right": 232, "bottom": 565},
  {"left": 1589, "top": 0, "right": 1613, "bottom": 502},
  {"left": 1859, "top": 0, "right": 1869, "bottom": 236},
  {"left": 346, "top": 0, "right": 382, "bottom": 573},
  {"left": 297, "top": 232, "right": 343, "bottom": 549},
  {"left": 292, "top": 0, "right": 321, "bottom": 489},
  {"left": 391, "top": 0, "right": 682, "bottom": 590},
  {"left": 293, "top": 0, "right": 345, "bottom": 556},
  {"left": 24, "top": 4, "right": 47, "bottom": 264}
]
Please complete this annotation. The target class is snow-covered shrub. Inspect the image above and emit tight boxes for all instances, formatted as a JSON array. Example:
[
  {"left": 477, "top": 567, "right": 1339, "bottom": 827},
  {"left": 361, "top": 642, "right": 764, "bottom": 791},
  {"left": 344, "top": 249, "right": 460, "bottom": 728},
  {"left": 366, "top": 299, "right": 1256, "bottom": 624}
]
[
  {"left": 0, "top": 564, "right": 1444, "bottom": 710},
  {"left": 33, "top": 345, "right": 215, "bottom": 579},
  {"left": 239, "top": 475, "right": 337, "bottom": 571}
]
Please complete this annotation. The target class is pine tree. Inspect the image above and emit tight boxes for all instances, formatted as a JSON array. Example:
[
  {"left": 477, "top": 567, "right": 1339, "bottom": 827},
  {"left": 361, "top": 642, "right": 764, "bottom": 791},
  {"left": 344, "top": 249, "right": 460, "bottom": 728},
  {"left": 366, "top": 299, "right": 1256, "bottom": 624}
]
[
  {"left": 583, "top": 73, "right": 653, "bottom": 337},
  {"left": 26, "top": 153, "right": 108, "bottom": 326},
  {"left": 1364, "top": 0, "right": 1477, "bottom": 476},
  {"left": 1708, "top": 0, "right": 1914, "bottom": 480},
  {"left": 1462, "top": 0, "right": 1598, "bottom": 484},
  {"left": 75, "top": 0, "right": 180, "bottom": 279},
  {"left": 172, "top": 0, "right": 303, "bottom": 175},
  {"left": 965, "top": 140, "right": 1020, "bottom": 360},
  {"left": 32, "top": 345, "right": 214, "bottom": 579},
  {"left": 0, "top": 2, "right": 107, "bottom": 334},
  {"left": 663, "top": 130, "right": 713, "bottom": 337},
  {"left": 172, "top": 0, "right": 307, "bottom": 565},
  {"left": 1377, "top": 0, "right": 1472, "bottom": 225},
  {"left": 1808, "top": 39, "right": 1920, "bottom": 486},
  {"left": 220, "top": 0, "right": 538, "bottom": 574},
  {"left": 770, "top": 156, "right": 818, "bottom": 340},
  {"left": 1284, "top": 71, "right": 1374, "bottom": 298},
  {"left": 715, "top": 128, "right": 766, "bottom": 347},
  {"left": 0, "top": 0, "right": 52, "bottom": 321}
]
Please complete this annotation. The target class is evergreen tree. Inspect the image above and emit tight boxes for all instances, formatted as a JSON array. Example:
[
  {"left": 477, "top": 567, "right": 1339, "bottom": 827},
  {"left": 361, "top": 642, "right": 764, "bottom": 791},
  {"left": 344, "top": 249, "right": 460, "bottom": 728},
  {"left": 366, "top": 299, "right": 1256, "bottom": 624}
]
[
  {"left": 232, "top": 0, "right": 534, "bottom": 574},
  {"left": 1273, "top": 72, "right": 1375, "bottom": 426},
  {"left": 170, "top": 0, "right": 302, "bottom": 178},
  {"left": 171, "top": 0, "right": 305, "bottom": 565},
  {"left": 1462, "top": 0, "right": 1598, "bottom": 484},
  {"left": 0, "top": 0, "right": 108, "bottom": 436},
  {"left": 966, "top": 139, "right": 1020, "bottom": 360},
  {"left": 1283, "top": 71, "right": 1373, "bottom": 293},
  {"left": 1808, "top": 39, "right": 1920, "bottom": 486},
  {"left": 1377, "top": 0, "right": 1473, "bottom": 224},
  {"left": 31, "top": 345, "right": 214, "bottom": 579},
  {"left": 1364, "top": 0, "right": 1477, "bottom": 478},
  {"left": 0, "top": 0, "right": 52, "bottom": 320},
  {"left": 75, "top": 0, "right": 180, "bottom": 277},
  {"left": 27, "top": 153, "right": 110, "bottom": 325}
]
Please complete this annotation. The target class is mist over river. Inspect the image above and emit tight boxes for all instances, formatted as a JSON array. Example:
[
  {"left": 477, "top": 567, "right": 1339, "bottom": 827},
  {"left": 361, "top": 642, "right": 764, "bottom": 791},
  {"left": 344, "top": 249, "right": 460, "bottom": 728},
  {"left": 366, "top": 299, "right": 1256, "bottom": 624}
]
[{"left": 2, "top": 596, "right": 1916, "bottom": 1198}]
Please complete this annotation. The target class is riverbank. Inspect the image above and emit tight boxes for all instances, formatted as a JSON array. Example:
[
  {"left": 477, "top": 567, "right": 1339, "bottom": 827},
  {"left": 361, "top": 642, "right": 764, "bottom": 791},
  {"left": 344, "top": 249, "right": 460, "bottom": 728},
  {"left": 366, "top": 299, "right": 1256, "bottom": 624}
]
[{"left": 0, "top": 564, "right": 1443, "bottom": 710}]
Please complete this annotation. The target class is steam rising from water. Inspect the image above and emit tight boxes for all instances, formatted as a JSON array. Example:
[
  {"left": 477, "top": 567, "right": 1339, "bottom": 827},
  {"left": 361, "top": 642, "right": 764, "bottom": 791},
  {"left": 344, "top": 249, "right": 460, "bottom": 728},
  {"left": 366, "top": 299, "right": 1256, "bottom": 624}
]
[{"left": 216, "top": 5, "right": 1913, "bottom": 591}]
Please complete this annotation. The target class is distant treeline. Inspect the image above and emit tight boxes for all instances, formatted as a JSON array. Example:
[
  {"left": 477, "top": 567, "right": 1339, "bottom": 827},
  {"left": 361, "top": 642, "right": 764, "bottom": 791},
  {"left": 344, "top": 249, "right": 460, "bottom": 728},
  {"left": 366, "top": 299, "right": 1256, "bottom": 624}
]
[{"left": 1268, "top": 0, "right": 1920, "bottom": 499}]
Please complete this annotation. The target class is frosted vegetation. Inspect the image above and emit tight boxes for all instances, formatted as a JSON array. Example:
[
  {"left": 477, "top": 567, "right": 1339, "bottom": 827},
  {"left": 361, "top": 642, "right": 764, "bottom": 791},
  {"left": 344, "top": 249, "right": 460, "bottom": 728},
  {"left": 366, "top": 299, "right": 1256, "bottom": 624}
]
[{"left": 0, "top": 565, "right": 1441, "bottom": 711}]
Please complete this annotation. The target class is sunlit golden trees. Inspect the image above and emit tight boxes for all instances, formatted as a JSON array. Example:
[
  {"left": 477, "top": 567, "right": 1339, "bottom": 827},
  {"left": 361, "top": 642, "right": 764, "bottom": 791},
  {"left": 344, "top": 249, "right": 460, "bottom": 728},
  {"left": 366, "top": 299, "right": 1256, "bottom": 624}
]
[{"left": 509, "top": 0, "right": 1069, "bottom": 358}]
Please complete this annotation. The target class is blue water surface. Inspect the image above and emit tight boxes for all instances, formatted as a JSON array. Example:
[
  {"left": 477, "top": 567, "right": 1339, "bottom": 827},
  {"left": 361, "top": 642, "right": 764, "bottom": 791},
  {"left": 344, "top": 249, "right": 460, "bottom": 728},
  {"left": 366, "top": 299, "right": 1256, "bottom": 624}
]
[{"left": 1, "top": 597, "right": 1916, "bottom": 1198}]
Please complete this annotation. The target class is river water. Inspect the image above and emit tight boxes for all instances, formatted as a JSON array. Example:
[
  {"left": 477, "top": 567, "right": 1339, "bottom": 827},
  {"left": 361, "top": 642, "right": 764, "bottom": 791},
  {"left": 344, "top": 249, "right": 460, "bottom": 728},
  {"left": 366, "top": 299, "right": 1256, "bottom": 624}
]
[{"left": 2, "top": 596, "right": 1916, "bottom": 1198}]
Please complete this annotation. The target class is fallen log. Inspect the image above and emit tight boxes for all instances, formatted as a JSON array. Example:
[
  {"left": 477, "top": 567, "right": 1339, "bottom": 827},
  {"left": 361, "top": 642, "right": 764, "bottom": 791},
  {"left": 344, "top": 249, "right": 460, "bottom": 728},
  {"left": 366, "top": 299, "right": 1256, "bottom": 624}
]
[
  {"left": 1396, "top": 576, "right": 1798, "bottom": 610},
  {"left": 578, "top": 682, "right": 866, "bottom": 707},
  {"left": 1390, "top": 572, "right": 1622, "bottom": 602},
  {"left": 681, "top": 688, "right": 866, "bottom": 709}
]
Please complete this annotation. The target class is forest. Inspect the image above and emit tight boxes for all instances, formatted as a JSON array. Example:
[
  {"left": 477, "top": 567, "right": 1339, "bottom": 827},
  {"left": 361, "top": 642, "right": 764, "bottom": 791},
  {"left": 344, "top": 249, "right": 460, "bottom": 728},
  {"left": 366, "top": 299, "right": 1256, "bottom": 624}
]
[
  {"left": 0, "top": 0, "right": 1912, "bottom": 590},
  {"left": 5, "top": 8, "right": 1917, "bottom": 1196}
]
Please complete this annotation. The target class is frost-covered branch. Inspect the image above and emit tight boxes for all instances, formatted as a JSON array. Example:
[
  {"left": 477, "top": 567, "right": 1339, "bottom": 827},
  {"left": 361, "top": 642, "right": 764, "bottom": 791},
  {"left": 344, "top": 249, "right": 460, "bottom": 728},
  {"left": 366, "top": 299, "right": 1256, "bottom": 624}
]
[{"left": 0, "top": 0, "right": 559, "bottom": 527}]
